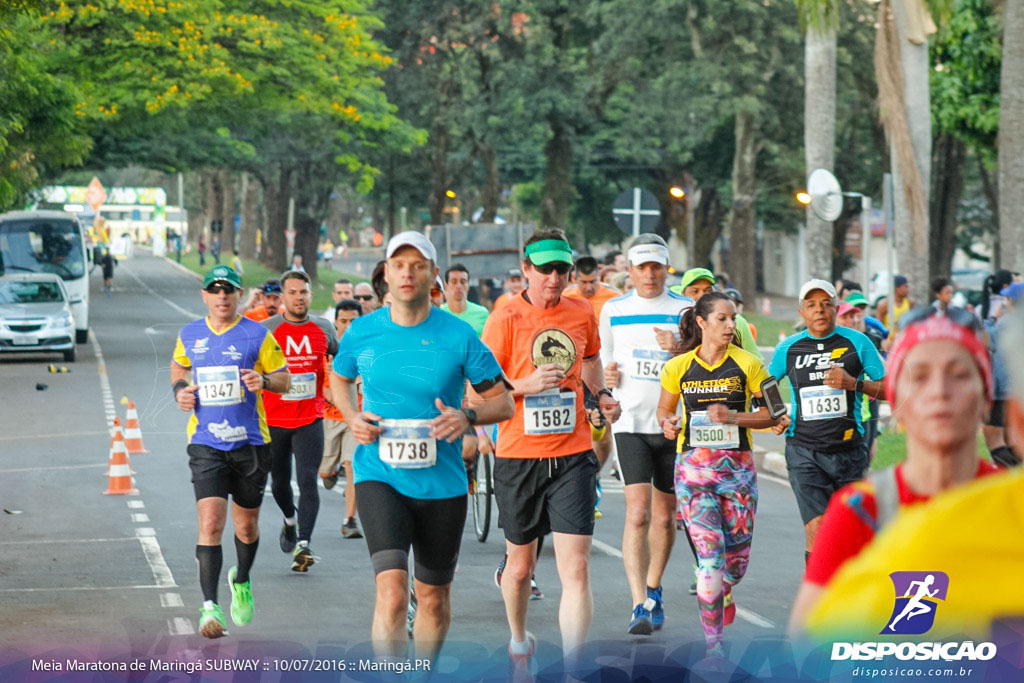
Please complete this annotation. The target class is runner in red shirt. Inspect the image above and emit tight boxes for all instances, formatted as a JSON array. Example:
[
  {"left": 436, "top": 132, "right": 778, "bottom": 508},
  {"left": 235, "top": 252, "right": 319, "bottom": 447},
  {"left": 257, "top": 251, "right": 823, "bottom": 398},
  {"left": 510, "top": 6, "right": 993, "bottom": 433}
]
[{"left": 262, "top": 270, "right": 338, "bottom": 571}]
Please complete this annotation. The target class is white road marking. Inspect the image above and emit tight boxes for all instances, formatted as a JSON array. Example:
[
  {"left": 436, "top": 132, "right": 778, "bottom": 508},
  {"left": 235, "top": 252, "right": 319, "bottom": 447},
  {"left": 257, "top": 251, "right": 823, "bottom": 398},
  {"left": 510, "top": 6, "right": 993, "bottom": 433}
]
[
  {"left": 0, "top": 463, "right": 106, "bottom": 473},
  {"left": 127, "top": 500, "right": 145, "bottom": 509},
  {"left": 0, "top": 537, "right": 138, "bottom": 545},
  {"left": 591, "top": 539, "right": 623, "bottom": 558},
  {"left": 122, "top": 265, "right": 199, "bottom": 319},
  {"left": 0, "top": 431, "right": 110, "bottom": 442},
  {"left": 136, "top": 534, "right": 176, "bottom": 588},
  {"left": 737, "top": 607, "right": 775, "bottom": 629},
  {"left": 131, "top": 513, "right": 150, "bottom": 523},
  {"left": 168, "top": 617, "right": 195, "bottom": 636},
  {"left": 758, "top": 470, "right": 791, "bottom": 489},
  {"left": 161, "top": 593, "right": 185, "bottom": 608}
]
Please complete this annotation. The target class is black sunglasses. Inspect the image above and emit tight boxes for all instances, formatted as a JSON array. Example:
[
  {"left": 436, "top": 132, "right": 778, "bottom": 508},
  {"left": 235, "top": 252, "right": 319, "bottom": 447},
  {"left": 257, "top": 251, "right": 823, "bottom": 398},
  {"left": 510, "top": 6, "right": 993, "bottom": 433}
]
[
  {"left": 261, "top": 284, "right": 282, "bottom": 294},
  {"left": 354, "top": 294, "right": 374, "bottom": 301},
  {"left": 898, "top": 305, "right": 983, "bottom": 335},
  {"left": 534, "top": 261, "right": 572, "bottom": 276},
  {"left": 206, "top": 284, "right": 237, "bottom": 295}
]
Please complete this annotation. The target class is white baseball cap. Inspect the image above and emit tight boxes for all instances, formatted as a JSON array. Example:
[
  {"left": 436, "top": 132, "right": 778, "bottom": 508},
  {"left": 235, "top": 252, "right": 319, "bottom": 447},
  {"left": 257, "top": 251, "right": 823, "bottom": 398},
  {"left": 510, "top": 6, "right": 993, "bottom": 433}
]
[
  {"left": 627, "top": 243, "right": 670, "bottom": 266},
  {"left": 799, "top": 278, "right": 837, "bottom": 301},
  {"left": 386, "top": 230, "right": 437, "bottom": 262}
]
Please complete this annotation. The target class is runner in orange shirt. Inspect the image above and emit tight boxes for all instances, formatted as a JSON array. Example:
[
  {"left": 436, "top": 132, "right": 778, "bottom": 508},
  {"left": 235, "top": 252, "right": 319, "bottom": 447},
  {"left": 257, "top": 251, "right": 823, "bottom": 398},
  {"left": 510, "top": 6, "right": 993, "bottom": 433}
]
[
  {"left": 481, "top": 229, "right": 621, "bottom": 674},
  {"left": 243, "top": 280, "right": 283, "bottom": 322}
]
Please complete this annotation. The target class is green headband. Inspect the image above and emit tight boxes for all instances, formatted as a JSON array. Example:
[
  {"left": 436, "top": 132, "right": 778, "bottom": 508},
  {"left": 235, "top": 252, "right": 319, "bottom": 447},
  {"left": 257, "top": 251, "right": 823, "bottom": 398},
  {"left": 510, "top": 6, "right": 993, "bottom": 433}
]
[{"left": 524, "top": 239, "right": 573, "bottom": 266}]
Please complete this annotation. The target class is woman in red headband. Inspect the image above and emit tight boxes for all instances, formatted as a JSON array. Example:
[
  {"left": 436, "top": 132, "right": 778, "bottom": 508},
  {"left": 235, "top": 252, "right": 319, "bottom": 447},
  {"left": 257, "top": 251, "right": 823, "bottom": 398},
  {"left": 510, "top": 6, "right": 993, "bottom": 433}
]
[{"left": 787, "top": 309, "right": 1000, "bottom": 633}]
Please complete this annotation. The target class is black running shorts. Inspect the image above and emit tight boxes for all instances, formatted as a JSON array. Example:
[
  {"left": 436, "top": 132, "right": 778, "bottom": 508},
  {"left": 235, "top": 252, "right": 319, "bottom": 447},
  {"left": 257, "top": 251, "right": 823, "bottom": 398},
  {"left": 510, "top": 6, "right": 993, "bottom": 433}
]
[
  {"left": 784, "top": 441, "right": 869, "bottom": 524},
  {"left": 614, "top": 432, "right": 677, "bottom": 494},
  {"left": 187, "top": 443, "right": 271, "bottom": 509},
  {"left": 493, "top": 450, "right": 599, "bottom": 545},
  {"left": 355, "top": 480, "right": 467, "bottom": 586}
]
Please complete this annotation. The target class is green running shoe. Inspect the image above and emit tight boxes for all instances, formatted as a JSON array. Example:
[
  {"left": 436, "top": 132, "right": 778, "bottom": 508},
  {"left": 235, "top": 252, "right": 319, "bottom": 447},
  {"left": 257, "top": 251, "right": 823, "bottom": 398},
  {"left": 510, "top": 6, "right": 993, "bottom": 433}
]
[
  {"left": 227, "top": 566, "right": 253, "bottom": 626},
  {"left": 199, "top": 602, "right": 227, "bottom": 639}
]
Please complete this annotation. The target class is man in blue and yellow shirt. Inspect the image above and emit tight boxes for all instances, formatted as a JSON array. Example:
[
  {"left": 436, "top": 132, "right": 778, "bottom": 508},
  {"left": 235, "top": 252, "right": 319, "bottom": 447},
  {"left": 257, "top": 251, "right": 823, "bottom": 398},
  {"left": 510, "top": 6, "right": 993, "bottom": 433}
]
[{"left": 171, "top": 265, "right": 290, "bottom": 639}]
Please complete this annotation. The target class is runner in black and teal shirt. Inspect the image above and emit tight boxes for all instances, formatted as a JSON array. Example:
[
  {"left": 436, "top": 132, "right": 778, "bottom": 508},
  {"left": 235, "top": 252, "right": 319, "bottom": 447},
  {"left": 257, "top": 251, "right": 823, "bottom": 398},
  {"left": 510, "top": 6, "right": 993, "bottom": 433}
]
[{"left": 767, "top": 279, "right": 886, "bottom": 566}]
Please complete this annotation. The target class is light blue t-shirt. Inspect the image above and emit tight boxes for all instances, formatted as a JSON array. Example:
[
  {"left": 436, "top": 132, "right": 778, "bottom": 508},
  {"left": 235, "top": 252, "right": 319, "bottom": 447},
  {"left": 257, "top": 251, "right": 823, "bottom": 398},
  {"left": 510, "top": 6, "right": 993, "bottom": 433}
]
[{"left": 333, "top": 306, "right": 503, "bottom": 499}]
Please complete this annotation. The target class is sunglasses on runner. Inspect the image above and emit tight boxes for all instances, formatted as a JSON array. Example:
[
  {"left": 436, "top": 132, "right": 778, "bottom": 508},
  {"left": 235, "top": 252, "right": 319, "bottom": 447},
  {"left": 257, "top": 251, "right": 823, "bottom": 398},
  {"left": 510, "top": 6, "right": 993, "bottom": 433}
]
[
  {"left": 897, "top": 305, "right": 983, "bottom": 335},
  {"left": 354, "top": 294, "right": 374, "bottom": 301},
  {"left": 430, "top": 287, "right": 443, "bottom": 297},
  {"left": 533, "top": 261, "right": 572, "bottom": 276},
  {"left": 261, "top": 283, "right": 282, "bottom": 294},
  {"left": 205, "top": 284, "right": 237, "bottom": 295}
]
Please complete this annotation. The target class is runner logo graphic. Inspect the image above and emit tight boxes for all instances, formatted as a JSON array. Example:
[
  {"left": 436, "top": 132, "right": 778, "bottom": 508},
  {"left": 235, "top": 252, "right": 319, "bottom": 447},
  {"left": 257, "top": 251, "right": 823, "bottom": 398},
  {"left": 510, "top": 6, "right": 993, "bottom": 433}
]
[{"left": 882, "top": 571, "right": 949, "bottom": 635}]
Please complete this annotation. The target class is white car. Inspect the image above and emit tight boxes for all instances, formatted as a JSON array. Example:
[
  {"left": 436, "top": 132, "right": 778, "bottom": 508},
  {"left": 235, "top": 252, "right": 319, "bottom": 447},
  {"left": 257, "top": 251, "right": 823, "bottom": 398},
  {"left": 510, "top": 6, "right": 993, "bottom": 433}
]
[{"left": 0, "top": 273, "right": 77, "bottom": 362}]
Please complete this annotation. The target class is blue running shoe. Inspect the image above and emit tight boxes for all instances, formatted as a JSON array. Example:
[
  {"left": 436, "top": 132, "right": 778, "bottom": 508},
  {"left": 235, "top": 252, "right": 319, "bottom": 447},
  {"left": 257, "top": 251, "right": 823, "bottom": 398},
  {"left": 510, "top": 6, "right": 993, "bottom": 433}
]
[
  {"left": 647, "top": 585, "right": 665, "bottom": 630},
  {"left": 628, "top": 603, "right": 653, "bottom": 635}
]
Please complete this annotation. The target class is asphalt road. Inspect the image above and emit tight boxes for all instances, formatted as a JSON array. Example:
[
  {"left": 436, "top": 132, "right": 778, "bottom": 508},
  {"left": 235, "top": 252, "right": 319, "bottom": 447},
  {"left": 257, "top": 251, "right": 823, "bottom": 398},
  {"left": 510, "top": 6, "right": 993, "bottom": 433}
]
[{"left": 0, "top": 252, "right": 807, "bottom": 678}]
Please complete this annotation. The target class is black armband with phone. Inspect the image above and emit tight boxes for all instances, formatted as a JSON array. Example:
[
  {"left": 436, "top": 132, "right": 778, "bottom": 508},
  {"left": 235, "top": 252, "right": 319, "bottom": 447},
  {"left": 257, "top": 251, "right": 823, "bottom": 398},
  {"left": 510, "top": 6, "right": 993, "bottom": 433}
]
[{"left": 760, "top": 377, "right": 788, "bottom": 419}]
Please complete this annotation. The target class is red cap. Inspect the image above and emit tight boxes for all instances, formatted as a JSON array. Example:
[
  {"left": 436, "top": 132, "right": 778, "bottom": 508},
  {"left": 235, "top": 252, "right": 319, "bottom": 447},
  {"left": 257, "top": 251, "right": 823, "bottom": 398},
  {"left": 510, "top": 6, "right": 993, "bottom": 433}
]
[{"left": 885, "top": 317, "right": 993, "bottom": 408}]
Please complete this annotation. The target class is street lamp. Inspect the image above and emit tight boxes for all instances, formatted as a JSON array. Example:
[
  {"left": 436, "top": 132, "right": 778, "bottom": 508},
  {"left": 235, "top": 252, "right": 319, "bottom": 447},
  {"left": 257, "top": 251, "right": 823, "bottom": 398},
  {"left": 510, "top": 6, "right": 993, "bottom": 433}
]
[
  {"left": 445, "top": 189, "right": 456, "bottom": 199},
  {"left": 796, "top": 191, "right": 812, "bottom": 205},
  {"left": 669, "top": 186, "right": 686, "bottom": 199}
]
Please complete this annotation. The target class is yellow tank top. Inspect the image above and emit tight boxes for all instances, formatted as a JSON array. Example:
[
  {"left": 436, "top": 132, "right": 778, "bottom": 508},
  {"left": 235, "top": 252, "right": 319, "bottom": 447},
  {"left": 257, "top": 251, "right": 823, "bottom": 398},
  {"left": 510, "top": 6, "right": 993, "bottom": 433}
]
[{"left": 886, "top": 296, "right": 911, "bottom": 334}]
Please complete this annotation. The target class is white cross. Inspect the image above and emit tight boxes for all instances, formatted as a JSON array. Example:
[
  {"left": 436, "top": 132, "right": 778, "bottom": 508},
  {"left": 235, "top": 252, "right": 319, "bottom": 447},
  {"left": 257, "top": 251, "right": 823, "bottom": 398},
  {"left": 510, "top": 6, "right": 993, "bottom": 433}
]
[{"left": 613, "top": 187, "right": 660, "bottom": 236}]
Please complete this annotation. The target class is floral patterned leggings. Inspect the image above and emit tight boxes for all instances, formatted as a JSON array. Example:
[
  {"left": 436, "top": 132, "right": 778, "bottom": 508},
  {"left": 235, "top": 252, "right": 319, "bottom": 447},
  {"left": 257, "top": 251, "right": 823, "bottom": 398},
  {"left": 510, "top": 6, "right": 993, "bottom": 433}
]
[{"left": 675, "top": 448, "right": 758, "bottom": 650}]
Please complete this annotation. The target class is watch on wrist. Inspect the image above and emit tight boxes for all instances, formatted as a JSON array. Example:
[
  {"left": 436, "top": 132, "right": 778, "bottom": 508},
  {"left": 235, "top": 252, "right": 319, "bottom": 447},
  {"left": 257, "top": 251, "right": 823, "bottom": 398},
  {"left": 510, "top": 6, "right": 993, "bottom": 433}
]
[
  {"left": 855, "top": 379, "right": 864, "bottom": 393},
  {"left": 261, "top": 374, "right": 269, "bottom": 391},
  {"left": 462, "top": 408, "right": 478, "bottom": 425},
  {"left": 597, "top": 388, "right": 614, "bottom": 400}
]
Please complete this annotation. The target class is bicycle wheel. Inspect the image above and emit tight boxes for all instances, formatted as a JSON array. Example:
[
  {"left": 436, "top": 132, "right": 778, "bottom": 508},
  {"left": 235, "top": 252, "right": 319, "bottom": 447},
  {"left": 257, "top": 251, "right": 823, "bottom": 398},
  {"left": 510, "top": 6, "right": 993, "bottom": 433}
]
[{"left": 472, "top": 450, "right": 492, "bottom": 542}]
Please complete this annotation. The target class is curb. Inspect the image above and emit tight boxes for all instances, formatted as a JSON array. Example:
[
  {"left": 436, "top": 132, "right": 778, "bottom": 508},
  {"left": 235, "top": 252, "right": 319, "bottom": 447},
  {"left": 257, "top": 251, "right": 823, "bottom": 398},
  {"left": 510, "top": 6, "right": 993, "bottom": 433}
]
[
  {"left": 753, "top": 447, "right": 788, "bottom": 481},
  {"left": 163, "top": 256, "right": 203, "bottom": 281}
]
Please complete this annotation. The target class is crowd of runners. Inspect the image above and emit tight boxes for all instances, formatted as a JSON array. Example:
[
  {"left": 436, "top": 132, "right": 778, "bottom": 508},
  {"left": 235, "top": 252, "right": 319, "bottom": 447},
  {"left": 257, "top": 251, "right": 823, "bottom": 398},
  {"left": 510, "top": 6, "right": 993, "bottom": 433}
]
[{"left": 168, "top": 228, "right": 1024, "bottom": 669}]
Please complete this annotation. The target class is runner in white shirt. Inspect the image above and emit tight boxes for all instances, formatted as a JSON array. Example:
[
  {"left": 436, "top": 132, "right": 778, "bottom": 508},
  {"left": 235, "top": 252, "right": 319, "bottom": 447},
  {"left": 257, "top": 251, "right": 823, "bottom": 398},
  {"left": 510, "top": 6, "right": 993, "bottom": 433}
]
[{"left": 600, "top": 234, "right": 694, "bottom": 635}]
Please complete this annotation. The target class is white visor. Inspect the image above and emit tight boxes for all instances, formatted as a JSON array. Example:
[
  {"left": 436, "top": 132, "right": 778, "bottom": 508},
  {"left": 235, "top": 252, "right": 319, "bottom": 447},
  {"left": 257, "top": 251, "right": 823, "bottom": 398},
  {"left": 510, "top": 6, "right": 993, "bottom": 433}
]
[{"left": 627, "top": 243, "right": 669, "bottom": 266}]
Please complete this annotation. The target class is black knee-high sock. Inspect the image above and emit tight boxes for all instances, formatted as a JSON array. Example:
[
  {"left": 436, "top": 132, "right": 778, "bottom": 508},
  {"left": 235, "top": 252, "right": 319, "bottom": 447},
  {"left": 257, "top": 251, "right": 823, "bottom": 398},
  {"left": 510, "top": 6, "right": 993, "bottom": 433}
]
[
  {"left": 234, "top": 536, "right": 259, "bottom": 583},
  {"left": 196, "top": 545, "right": 222, "bottom": 602}
]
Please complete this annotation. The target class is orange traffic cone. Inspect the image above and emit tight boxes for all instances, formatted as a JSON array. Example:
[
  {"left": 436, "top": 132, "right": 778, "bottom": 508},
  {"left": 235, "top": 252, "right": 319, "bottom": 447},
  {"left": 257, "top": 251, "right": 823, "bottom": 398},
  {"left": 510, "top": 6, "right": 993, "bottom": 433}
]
[
  {"left": 104, "top": 428, "right": 138, "bottom": 495},
  {"left": 123, "top": 400, "right": 148, "bottom": 453}
]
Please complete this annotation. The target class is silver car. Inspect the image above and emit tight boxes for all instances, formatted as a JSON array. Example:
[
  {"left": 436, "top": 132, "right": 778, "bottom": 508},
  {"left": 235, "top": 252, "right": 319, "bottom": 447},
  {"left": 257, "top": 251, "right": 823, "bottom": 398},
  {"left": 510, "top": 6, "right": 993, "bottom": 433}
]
[{"left": 0, "top": 273, "right": 77, "bottom": 362}]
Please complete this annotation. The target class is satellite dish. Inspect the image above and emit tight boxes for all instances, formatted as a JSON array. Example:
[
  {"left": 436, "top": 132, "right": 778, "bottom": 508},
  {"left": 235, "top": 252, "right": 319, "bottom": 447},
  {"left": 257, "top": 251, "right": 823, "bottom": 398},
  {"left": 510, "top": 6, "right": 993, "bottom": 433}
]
[{"left": 806, "top": 168, "right": 843, "bottom": 222}]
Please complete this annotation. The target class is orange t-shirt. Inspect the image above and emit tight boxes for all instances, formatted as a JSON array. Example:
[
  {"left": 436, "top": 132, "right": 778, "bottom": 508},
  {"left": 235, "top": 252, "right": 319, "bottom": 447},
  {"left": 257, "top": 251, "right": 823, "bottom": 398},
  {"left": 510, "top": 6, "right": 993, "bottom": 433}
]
[
  {"left": 481, "top": 293, "right": 600, "bottom": 459},
  {"left": 322, "top": 358, "right": 344, "bottom": 421},
  {"left": 563, "top": 284, "right": 620, "bottom": 321},
  {"left": 244, "top": 305, "right": 271, "bottom": 322}
]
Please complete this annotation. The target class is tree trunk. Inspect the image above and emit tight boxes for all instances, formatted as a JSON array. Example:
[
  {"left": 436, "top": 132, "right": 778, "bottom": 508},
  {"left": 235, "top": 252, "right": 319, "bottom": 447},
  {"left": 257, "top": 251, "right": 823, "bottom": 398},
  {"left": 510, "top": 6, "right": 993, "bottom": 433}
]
[
  {"left": 259, "top": 168, "right": 291, "bottom": 272},
  {"left": 429, "top": 123, "right": 448, "bottom": 225},
  {"left": 804, "top": 24, "right": 837, "bottom": 280},
  {"left": 728, "top": 111, "right": 758, "bottom": 299},
  {"left": 238, "top": 173, "right": 260, "bottom": 260},
  {"left": 884, "top": 0, "right": 932, "bottom": 304},
  {"left": 293, "top": 212, "right": 319, "bottom": 281},
  {"left": 929, "top": 134, "right": 965, "bottom": 279},
  {"left": 541, "top": 121, "right": 572, "bottom": 230},
  {"left": 478, "top": 142, "right": 500, "bottom": 223},
  {"left": 692, "top": 188, "right": 724, "bottom": 268},
  {"left": 219, "top": 170, "right": 235, "bottom": 253},
  {"left": 999, "top": 0, "right": 1024, "bottom": 270},
  {"left": 831, "top": 213, "right": 853, "bottom": 283}
]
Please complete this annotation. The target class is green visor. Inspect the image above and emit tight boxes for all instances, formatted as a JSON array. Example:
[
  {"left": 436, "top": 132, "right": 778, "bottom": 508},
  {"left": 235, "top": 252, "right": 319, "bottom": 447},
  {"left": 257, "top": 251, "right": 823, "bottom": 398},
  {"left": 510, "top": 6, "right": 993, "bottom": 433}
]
[
  {"left": 524, "top": 239, "right": 573, "bottom": 266},
  {"left": 680, "top": 267, "right": 716, "bottom": 291}
]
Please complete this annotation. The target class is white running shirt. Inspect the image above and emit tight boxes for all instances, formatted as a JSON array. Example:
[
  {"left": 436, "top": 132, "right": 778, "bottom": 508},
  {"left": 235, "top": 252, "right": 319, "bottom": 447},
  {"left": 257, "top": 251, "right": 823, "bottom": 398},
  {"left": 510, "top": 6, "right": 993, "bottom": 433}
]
[{"left": 599, "top": 289, "right": 693, "bottom": 434}]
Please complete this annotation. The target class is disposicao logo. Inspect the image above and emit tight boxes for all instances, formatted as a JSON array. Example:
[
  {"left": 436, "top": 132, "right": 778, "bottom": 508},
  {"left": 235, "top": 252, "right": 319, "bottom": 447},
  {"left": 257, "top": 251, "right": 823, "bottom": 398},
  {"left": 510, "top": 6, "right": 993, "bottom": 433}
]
[
  {"left": 831, "top": 570, "right": 997, "bottom": 662},
  {"left": 882, "top": 571, "right": 948, "bottom": 635}
]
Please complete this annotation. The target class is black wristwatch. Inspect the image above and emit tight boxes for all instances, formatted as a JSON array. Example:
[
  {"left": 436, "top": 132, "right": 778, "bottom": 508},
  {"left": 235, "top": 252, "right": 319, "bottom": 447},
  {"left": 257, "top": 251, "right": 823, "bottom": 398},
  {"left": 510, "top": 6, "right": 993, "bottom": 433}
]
[
  {"left": 597, "top": 388, "right": 614, "bottom": 400},
  {"left": 855, "top": 379, "right": 864, "bottom": 393},
  {"left": 261, "top": 374, "right": 270, "bottom": 391},
  {"left": 462, "top": 408, "right": 478, "bottom": 425}
]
